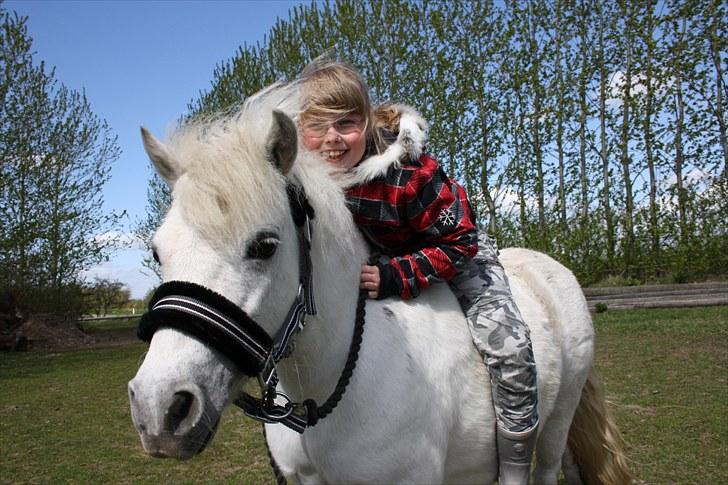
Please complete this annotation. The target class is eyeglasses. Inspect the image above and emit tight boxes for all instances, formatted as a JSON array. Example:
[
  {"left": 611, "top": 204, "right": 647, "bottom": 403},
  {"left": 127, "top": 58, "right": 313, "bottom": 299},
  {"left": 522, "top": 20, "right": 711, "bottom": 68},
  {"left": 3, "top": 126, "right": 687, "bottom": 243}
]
[{"left": 301, "top": 116, "right": 364, "bottom": 138}]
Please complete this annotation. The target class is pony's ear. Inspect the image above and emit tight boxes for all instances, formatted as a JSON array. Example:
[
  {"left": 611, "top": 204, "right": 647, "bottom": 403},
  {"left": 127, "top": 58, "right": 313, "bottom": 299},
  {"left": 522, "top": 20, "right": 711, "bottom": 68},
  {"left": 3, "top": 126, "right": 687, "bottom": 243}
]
[
  {"left": 141, "top": 127, "right": 182, "bottom": 185},
  {"left": 266, "top": 110, "right": 298, "bottom": 175}
]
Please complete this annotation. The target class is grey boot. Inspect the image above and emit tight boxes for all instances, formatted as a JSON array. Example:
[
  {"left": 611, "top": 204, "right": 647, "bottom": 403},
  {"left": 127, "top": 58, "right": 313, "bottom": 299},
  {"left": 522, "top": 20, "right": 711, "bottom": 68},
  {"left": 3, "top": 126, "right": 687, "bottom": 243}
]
[{"left": 497, "top": 425, "right": 538, "bottom": 485}]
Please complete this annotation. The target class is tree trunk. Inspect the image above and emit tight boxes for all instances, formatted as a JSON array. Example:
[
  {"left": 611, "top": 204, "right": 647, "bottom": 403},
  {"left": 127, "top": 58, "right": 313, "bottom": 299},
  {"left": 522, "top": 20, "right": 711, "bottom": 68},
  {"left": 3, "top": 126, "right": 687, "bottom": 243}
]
[
  {"left": 528, "top": 1, "right": 546, "bottom": 248},
  {"left": 643, "top": 5, "right": 660, "bottom": 268},
  {"left": 598, "top": 4, "right": 615, "bottom": 264},
  {"left": 16, "top": 166, "right": 28, "bottom": 290},
  {"left": 474, "top": 27, "right": 498, "bottom": 236},
  {"left": 478, "top": 101, "right": 498, "bottom": 235},
  {"left": 674, "top": 16, "right": 688, "bottom": 247},
  {"left": 577, "top": 0, "right": 590, "bottom": 261},
  {"left": 620, "top": 14, "right": 635, "bottom": 276},
  {"left": 516, "top": 90, "right": 529, "bottom": 243},
  {"left": 706, "top": 6, "right": 727, "bottom": 170},
  {"left": 554, "top": 3, "right": 567, "bottom": 234}
]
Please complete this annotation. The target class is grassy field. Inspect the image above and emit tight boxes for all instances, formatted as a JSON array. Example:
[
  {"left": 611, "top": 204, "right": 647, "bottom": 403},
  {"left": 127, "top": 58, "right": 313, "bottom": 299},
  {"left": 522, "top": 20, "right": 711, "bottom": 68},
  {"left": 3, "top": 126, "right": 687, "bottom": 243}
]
[
  {"left": 78, "top": 317, "right": 140, "bottom": 345},
  {"left": 592, "top": 306, "right": 727, "bottom": 484},
  {"left": 1, "top": 306, "right": 726, "bottom": 484}
]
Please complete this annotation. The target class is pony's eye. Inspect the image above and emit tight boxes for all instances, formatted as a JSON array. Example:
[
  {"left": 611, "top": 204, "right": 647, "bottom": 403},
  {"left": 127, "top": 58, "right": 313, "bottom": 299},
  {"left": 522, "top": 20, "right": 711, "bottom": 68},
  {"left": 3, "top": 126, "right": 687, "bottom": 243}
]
[
  {"left": 247, "top": 233, "right": 279, "bottom": 260},
  {"left": 152, "top": 248, "right": 160, "bottom": 264}
]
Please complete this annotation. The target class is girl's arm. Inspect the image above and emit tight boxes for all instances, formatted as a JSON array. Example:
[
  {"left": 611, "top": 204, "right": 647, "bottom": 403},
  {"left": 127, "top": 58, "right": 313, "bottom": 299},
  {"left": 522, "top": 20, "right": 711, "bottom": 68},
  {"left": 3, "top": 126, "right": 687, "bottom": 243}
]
[{"left": 378, "top": 159, "right": 478, "bottom": 300}]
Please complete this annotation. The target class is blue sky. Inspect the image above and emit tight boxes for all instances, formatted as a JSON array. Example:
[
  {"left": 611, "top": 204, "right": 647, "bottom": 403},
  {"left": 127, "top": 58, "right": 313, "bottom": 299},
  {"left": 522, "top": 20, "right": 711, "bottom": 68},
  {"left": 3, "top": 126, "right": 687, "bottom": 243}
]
[{"left": 6, "top": 0, "right": 302, "bottom": 298}]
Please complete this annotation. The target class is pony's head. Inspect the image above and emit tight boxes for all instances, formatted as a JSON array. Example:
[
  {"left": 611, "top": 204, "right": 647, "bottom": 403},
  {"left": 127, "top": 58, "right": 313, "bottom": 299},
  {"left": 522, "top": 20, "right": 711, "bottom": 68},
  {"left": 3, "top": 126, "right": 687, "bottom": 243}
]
[{"left": 128, "top": 85, "right": 326, "bottom": 459}]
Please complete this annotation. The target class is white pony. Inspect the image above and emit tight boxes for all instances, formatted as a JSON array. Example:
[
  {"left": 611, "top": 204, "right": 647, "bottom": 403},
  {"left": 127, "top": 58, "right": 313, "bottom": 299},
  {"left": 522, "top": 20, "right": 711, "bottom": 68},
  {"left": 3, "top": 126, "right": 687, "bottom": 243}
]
[{"left": 128, "top": 85, "right": 630, "bottom": 484}]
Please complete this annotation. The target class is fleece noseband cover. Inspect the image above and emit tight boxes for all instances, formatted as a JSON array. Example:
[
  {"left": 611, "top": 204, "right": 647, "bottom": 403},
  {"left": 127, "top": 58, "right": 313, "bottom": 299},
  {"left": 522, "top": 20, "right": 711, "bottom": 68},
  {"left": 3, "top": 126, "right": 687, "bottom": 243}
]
[{"left": 138, "top": 280, "right": 273, "bottom": 377}]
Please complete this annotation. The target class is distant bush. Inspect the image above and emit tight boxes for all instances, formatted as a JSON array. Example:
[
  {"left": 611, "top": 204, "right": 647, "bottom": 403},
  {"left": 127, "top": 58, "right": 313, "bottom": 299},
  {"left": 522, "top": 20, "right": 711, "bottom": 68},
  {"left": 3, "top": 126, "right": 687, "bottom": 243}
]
[{"left": 592, "top": 275, "right": 642, "bottom": 287}]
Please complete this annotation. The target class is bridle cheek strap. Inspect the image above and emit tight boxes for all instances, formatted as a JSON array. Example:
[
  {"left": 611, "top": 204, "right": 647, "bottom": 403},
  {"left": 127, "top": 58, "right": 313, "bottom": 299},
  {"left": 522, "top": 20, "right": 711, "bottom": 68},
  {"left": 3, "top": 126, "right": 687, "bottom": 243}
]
[
  {"left": 137, "top": 183, "right": 315, "bottom": 379},
  {"left": 138, "top": 280, "right": 273, "bottom": 377}
]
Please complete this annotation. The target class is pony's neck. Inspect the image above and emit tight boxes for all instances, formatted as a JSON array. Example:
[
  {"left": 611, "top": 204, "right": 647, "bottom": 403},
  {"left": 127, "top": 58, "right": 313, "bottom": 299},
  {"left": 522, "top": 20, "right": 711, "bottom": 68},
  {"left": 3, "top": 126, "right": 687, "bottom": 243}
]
[{"left": 276, "top": 159, "right": 368, "bottom": 403}]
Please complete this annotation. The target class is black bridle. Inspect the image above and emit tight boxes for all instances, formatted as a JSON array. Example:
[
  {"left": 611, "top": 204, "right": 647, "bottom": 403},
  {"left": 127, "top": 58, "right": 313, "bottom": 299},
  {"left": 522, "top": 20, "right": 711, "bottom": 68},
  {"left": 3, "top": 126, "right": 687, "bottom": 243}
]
[{"left": 137, "top": 182, "right": 365, "bottom": 434}]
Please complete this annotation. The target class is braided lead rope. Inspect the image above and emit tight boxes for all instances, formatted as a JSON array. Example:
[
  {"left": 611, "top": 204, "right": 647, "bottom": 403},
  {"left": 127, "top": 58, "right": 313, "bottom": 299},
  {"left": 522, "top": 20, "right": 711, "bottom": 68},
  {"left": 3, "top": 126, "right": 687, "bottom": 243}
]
[
  {"left": 258, "top": 289, "right": 367, "bottom": 485},
  {"left": 302, "top": 289, "right": 367, "bottom": 426},
  {"left": 238, "top": 288, "right": 367, "bottom": 430}
]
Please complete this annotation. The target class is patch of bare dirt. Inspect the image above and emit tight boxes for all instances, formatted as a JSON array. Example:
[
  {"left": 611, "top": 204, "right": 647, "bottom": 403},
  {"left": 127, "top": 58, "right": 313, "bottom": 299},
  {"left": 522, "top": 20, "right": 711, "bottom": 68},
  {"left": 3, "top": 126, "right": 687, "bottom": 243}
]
[
  {"left": 14, "top": 314, "right": 94, "bottom": 350},
  {"left": 1, "top": 313, "right": 136, "bottom": 351}
]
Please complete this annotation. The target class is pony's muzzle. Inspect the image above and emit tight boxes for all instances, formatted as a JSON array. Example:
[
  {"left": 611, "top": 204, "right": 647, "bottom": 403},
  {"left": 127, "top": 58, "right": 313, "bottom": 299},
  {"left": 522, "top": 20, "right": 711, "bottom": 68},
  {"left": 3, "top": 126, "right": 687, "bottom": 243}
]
[{"left": 128, "top": 379, "right": 216, "bottom": 459}]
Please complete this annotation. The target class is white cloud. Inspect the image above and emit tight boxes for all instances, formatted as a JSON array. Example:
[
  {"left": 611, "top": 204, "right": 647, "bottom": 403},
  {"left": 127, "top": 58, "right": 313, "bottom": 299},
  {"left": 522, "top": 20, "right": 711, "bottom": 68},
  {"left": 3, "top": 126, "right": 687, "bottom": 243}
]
[
  {"left": 494, "top": 186, "right": 523, "bottom": 216},
  {"left": 661, "top": 167, "right": 712, "bottom": 187},
  {"left": 608, "top": 70, "right": 647, "bottom": 99},
  {"left": 602, "top": 70, "right": 674, "bottom": 109},
  {"left": 656, "top": 167, "right": 716, "bottom": 213}
]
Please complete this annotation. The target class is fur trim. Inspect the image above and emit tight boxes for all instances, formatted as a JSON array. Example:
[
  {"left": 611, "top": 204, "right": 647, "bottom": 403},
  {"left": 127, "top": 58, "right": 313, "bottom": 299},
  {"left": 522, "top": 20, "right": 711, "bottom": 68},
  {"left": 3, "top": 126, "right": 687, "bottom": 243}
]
[{"left": 347, "top": 104, "right": 428, "bottom": 186}]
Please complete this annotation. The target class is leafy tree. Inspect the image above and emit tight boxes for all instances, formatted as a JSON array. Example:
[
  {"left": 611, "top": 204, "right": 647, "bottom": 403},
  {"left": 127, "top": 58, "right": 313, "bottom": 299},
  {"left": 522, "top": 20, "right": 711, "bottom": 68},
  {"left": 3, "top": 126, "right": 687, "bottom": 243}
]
[
  {"left": 0, "top": 9, "right": 121, "bottom": 316},
  {"left": 134, "top": 172, "right": 169, "bottom": 279},
  {"left": 86, "top": 277, "right": 130, "bottom": 316},
  {"left": 615, "top": 0, "right": 639, "bottom": 275},
  {"left": 0, "top": 10, "right": 52, "bottom": 295},
  {"left": 137, "top": 0, "right": 726, "bottom": 285}
]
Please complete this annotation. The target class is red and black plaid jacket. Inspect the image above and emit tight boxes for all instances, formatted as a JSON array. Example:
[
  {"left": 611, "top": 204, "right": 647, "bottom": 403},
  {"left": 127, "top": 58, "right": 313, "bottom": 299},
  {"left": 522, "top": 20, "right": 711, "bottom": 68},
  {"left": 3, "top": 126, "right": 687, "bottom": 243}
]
[{"left": 345, "top": 154, "right": 478, "bottom": 300}]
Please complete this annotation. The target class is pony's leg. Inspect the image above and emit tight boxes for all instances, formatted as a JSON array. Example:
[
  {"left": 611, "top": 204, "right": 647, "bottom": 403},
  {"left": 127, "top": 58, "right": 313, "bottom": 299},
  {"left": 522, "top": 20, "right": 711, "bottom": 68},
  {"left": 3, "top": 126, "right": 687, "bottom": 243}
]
[
  {"left": 265, "top": 423, "right": 323, "bottom": 484},
  {"left": 561, "top": 446, "right": 585, "bottom": 485},
  {"left": 534, "top": 351, "right": 590, "bottom": 484},
  {"left": 532, "top": 406, "right": 575, "bottom": 485}
]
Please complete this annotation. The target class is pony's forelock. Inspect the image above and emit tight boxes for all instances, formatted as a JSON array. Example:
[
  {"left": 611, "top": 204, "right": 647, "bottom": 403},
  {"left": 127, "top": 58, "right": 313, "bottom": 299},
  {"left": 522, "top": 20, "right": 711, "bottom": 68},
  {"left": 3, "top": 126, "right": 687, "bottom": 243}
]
[{"left": 161, "top": 83, "right": 302, "bottom": 245}]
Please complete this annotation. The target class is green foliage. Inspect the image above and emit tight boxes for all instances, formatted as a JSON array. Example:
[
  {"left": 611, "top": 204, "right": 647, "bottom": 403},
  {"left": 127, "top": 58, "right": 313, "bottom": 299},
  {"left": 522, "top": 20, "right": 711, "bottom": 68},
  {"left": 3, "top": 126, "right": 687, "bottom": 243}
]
[
  {"left": 138, "top": 0, "right": 727, "bottom": 285},
  {"left": 133, "top": 172, "right": 168, "bottom": 280},
  {"left": 84, "top": 277, "right": 131, "bottom": 316},
  {"left": 0, "top": 9, "right": 122, "bottom": 317}
]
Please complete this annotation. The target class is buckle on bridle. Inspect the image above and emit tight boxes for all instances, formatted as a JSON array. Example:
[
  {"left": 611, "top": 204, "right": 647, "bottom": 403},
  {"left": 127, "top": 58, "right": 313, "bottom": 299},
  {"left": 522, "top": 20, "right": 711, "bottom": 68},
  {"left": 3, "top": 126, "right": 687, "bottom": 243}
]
[
  {"left": 238, "top": 384, "right": 310, "bottom": 434},
  {"left": 260, "top": 389, "right": 295, "bottom": 421}
]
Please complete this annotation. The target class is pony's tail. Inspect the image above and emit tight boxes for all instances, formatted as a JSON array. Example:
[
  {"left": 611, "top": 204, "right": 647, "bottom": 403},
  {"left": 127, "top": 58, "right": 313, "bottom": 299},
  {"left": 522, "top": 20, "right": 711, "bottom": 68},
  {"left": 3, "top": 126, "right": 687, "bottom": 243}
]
[{"left": 567, "top": 367, "right": 633, "bottom": 485}]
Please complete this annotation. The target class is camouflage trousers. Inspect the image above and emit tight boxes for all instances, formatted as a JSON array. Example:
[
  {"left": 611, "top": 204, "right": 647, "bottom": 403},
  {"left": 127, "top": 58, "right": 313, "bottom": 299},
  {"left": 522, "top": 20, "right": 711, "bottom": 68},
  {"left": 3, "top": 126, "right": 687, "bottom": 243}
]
[{"left": 449, "top": 234, "right": 539, "bottom": 433}]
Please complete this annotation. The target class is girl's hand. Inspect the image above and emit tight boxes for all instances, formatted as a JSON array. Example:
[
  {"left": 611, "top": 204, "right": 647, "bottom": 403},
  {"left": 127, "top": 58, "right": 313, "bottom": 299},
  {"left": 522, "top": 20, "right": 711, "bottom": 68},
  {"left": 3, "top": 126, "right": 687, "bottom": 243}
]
[{"left": 360, "top": 264, "right": 381, "bottom": 299}]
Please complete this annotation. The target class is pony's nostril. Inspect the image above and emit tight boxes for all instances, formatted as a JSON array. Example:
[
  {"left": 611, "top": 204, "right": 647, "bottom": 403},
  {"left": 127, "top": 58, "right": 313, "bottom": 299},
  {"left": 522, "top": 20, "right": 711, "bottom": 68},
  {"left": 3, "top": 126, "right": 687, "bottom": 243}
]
[{"left": 165, "top": 391, "right": 195, "bottom": 433}]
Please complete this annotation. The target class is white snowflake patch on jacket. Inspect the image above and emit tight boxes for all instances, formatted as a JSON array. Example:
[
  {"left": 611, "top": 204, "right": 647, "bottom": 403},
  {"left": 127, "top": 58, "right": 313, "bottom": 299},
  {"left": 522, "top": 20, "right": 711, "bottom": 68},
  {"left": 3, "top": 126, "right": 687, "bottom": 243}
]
[{"left": 438, "top": 208, "right": 455, "bottom": 226}]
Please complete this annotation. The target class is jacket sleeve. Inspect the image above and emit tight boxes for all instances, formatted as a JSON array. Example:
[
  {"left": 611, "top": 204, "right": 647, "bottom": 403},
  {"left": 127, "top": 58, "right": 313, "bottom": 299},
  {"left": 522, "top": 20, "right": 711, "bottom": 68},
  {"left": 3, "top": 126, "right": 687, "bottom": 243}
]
[{"left": 378, "top": 161, "right": 478, "bottom": 300}]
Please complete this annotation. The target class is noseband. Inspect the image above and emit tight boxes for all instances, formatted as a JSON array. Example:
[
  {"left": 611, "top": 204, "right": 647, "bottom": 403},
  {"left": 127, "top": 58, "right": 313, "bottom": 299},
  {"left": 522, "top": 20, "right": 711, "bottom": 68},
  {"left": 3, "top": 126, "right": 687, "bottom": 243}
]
[{"left": 138, "top": 182, "right": 366, "bottom": 434}]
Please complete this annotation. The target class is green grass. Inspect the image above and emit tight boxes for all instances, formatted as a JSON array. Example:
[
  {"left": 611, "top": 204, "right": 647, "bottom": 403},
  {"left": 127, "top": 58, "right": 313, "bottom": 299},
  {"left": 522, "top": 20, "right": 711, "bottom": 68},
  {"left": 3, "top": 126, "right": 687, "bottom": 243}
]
[
  {"left": 592, "top": 306, "right": 728, "bottom": 484},
  {"left": 80, "top": 317, "right": 139, "bottom": 333},
  {"left": 0, "top": 344, "right": 272, "bottom": 484},
  {"left": 1, "top": 306, "right": 726, "bottom": 484}
]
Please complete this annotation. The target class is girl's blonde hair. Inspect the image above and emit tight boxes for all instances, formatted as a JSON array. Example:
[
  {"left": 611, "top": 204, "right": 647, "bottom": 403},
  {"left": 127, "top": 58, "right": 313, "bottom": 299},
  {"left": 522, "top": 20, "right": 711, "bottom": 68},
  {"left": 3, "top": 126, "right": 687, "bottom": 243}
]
[{"left": 300, "top": 59, "right": 388, "bottom": 154}]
